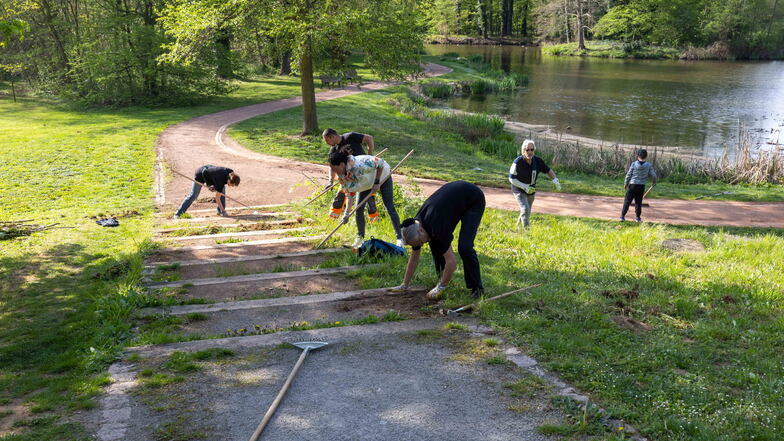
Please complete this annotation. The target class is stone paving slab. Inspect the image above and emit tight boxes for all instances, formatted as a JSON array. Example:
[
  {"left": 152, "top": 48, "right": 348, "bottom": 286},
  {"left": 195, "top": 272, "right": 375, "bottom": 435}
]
[{"left": 145, "top": 264, "right": 370, "bottom": 289}]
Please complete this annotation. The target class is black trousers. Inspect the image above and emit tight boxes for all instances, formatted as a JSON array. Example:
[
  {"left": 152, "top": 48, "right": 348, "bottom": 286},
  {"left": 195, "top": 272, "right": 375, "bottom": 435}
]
[
  {"left": 621, "top": 184, "right": 645, "bottom": 218},
  {"left": 356, "top": 178, "right": 402, "bottom": 239},
  {"left": 432, "top": 195, "right": 485, "bottom": 290}
]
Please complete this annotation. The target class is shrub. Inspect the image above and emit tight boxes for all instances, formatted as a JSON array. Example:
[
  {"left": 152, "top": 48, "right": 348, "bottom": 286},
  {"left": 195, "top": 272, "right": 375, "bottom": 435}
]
[{"left": 420, "top": 81, "right": 455, "bottom": 99}]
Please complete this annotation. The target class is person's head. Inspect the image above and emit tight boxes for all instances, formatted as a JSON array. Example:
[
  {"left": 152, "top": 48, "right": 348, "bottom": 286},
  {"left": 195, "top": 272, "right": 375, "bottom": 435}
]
[
  {"left": 228, "top": 173, "right": 241, "bottom": 187},
  {"left": 322, "top": 128, "right": 341, "bottom": 146},
  {"left": 521, "top": 139, "right": 536, "bottom": 158},
  {"left": 328, "top": 148, "right": 352, "bottom": 175},
  {"left": 400, "top": 218, "right": 430, "bottom": 248},
  {"left": 637, "top": 149, "right": 648, "bottom": 161}
]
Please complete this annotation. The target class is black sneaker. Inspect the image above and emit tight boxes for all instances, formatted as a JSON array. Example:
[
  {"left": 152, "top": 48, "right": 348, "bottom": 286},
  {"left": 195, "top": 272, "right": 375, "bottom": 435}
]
[{"left": 470, "top": 288, "right": 484, "bottom": 299}]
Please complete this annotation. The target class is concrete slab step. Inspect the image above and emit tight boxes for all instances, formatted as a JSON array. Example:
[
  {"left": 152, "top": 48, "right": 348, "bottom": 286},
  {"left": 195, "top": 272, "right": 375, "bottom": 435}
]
[
  {"left": 148, "top": 240, "right": 324, "bottom": 264},
  {"left": 145, "top": 265, "right": 369, "bottom": 290},
  {"left": 139, "top": 289, "right": 434, "bottom": 336},
  {"left": 172, "top": 212, "right": 298, "bottom": 224},
  {"left": 145, "top": 248, "right": 344, "bottom": 269},
  {"left": 185, "top": 204, "right": 285, "bottom": 214},
  {"left": 163, "top": 227, "right": 310, "bottom": 242},
  {"left": 151, "top": 235, "right": 323, "bottom": 254},
  {"left": 155, "top": 218, "right": 306, "bottom": 234},
  {"left": 144, "top": 248, "right": 348, "bottom": 281}
]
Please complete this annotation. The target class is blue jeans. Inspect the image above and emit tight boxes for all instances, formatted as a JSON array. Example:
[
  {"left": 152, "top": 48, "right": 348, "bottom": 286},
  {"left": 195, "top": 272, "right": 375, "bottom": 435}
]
[{"left": 175, "top": 182, "right": 225, "bottom": 216}]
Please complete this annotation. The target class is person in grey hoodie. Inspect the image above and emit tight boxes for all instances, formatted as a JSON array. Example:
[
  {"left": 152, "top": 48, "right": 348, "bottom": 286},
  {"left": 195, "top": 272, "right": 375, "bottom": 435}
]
[{"left": 621, "top": 149, "right": 657, "bottom": 222}]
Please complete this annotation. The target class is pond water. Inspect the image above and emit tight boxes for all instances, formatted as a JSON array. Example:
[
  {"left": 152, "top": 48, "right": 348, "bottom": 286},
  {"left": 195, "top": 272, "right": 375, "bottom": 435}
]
[{"left": 425, "top": 44, "right": 784, "bottom": 157}]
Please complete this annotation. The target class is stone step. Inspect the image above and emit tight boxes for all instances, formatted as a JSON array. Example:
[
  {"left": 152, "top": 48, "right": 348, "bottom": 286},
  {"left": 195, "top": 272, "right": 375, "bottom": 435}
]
[
  {"left": 139, "top": 288, "right": 433, "bottom": 336},
  {"left": 145, "top": 266, "right": 365, "bottom": 303},
  {"left": 144, "top": 248, "right": 348, "bottom": 281},
  {"left": 145, "top": 248, "right": 344, "bottom": 270},
  {"left": 148, "top": 240, "right": 325, "bottom": 264},
  {"left": 172, "top": 211, "right": 298, "bottom": 224},
  {"left": 155, "top": 218, "right": 306, "bottom": 234},
  {"left": 152, "top": 235, "right": 323, "bottom": 254},
  {"left": 163, "top": 227, "right": 310, "bottom": 242},
  {"left": 185, "top": 204, "right": 285, "bottom": 214}
]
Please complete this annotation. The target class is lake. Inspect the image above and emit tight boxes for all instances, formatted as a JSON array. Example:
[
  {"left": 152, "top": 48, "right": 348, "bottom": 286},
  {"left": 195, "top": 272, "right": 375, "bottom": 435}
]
[{"left": 425, "top": 44, "right": 784, "bottom": 157}]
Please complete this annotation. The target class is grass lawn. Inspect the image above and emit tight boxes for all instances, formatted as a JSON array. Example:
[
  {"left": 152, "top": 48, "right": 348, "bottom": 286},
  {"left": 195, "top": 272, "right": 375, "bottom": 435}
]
[
  {"left": 0, "top": 73, "right": 312, "bottom": 440},
  {"left": 542, "top": 40, "right": 681, "bottom": 59},
  {"left": 283, "top": 187, "right": 784, "bottom": 441},
  {"left": 230, "top": 84, "right": 784, "bottom": 202}
]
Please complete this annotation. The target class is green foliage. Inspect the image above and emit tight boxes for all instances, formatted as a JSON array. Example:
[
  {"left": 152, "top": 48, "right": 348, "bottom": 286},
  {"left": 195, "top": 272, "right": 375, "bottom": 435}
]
[{"left": 0, "top": 18, "right": 28, "bottom": 47}]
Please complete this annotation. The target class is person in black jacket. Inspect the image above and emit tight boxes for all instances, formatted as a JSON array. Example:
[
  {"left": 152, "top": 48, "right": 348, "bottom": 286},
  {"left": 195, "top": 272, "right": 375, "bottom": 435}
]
[
  {"left": 174, "top": 165, "right": 240, "bottom": 217},
  {"left": 508, "top": 139, "right": 560, "bottom": 229},
  {"left": 322, "top": 128, "right": 378, "bottom": 222},
  {"left": 394, "top": 181, "right": 486, "bottom": 299}
]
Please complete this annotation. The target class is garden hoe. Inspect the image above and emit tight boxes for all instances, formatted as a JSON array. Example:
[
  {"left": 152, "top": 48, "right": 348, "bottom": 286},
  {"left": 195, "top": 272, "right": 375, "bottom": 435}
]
[
  {"left": 443, "top": 283, "right": 543, "bottom": 318},
  {"left": 247, "top": 341, "right": 328, "bottom": 441}
]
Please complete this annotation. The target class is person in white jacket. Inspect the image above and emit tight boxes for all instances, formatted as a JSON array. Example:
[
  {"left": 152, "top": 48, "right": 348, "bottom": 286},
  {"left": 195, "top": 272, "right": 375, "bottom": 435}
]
[
  {"left": 508, "top": 140, "right": 560, "bottom": 228},
  {"left": 328, "top": 148, "right": 403, "bottom": 248}
]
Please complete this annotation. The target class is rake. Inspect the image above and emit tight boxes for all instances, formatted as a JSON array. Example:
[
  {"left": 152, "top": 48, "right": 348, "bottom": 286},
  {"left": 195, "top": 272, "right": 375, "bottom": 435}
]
[{"left": 247, "top": 341, "right": 328, "bottom": 441}]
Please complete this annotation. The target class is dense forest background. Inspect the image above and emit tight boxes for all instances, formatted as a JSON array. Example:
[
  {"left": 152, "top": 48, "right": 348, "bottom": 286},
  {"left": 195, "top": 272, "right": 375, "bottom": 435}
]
[{"left": 1, "top": 0, "right": 783, "bottom": 106}]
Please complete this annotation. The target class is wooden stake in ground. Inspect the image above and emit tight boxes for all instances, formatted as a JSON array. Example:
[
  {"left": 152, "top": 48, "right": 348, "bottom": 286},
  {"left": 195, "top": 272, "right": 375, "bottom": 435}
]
[
  {"left": 640, "top": 183, "right": 656, "bottom": 207},
  {"left": 316, "top": 149, "right": 415, "bottom": 249},
  {"left": 170, "top": 168, "right": 255, "bottom": 211},
  {"left": 303, "top": 148, "right": 388, "bottom": 207}
]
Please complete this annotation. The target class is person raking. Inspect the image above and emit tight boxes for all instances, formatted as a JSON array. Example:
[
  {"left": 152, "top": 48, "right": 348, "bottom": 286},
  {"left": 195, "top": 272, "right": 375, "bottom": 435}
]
[{"left": 174, "top": 165, "right": 240, "bottom": 218}]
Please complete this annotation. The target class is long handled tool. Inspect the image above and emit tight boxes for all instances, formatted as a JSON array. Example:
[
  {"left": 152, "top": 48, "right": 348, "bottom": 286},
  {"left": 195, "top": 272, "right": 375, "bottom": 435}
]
[
  {"left": 170, "top": 168, "right": 255, "bottom": 212},
  {"left": 247, "top": 341, "right": 328, "bottom": 441},
  {"left": 640, "top": 183, "right": 656, "bottom": 207},
  {"left": 303, "top": 148, "right": 389, "bottom": 207},
  {"left": 315, "top": 149, "right": 415, "bottom": 249},
  {"left": 444, "top": 283, "right": 543, "bottom": 317}
]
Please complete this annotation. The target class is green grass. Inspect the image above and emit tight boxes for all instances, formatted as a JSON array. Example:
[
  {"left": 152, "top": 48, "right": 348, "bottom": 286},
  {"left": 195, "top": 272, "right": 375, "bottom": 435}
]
[
  {"left": 0, "top": 73, "right": 311, "bottom": 440},
  {"left": 289, "top": 183, "right": 784, "bottom": 441},
  {"left": 543, "top": 40, "right": 681, "bottom": 59},
  {"left": 230, "top": 82, "right": 783, "bottom": 202}
]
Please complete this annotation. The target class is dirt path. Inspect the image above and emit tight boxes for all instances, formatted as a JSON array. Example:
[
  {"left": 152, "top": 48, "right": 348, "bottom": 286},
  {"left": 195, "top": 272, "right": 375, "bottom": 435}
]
[{"left": 157, "top": 64, "right": 784, "bottom": 229}]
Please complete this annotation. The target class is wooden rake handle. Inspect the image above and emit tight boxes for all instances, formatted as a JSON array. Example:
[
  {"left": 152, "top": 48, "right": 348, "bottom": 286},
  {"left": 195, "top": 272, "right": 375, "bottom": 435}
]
[
  {"left": 316, "top": 149, "right": 415, "bottom": 249},
  {"left": 642, "top": 183, "right": 656, "bottom": 200},
  {"left": 170, "top": 168, "right": 253, "bottom": 210},
  {"left": 303, "top": 148, "right": 389, "bottom": 207},
  {"left": 247, "top": 348, "right": 311, "bottom": 441}
]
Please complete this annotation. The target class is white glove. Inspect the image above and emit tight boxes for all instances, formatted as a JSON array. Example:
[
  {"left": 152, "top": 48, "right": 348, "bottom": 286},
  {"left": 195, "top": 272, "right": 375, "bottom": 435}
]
[
  {"left": 389, "top": 284, "right": 409, "bottom": 293},
  {"left": 427, "top": 283, "right": 447, "bottom": 300},
  {"left": 552, "top": 178, "right": 561, "bottom": 191}
]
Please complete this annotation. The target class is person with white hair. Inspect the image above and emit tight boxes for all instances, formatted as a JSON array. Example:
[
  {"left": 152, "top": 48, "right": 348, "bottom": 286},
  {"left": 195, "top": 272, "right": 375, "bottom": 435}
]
[
  {"left": 509, "top": 139, "right": 560, "bottom": 228},
  {"left": 393, "top": 181, "right": 486, "bottom": 299}
]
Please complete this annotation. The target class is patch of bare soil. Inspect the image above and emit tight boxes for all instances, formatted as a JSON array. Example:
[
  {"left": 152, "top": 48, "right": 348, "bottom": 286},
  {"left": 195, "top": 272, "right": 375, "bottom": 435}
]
[
  {"left": 180, "top": 273, "right": 361, "bottom": 302},
  {"left": 661, "top": 238, "right": 706, "bottom": 252},
  {"left": 148, "top": 241, "right": 319, "bottom": 263},
  {"left": 0, "top": 401, "right": 31, "bottom": 437},
  {"left": 611, "top": 315, "right": 653, "bottom": 333}
]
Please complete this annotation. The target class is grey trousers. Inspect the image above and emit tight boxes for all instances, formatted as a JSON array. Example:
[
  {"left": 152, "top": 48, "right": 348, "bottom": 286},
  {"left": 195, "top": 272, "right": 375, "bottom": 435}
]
[{"left": 512, "top": 189, "right": 536, "bottom": 227}]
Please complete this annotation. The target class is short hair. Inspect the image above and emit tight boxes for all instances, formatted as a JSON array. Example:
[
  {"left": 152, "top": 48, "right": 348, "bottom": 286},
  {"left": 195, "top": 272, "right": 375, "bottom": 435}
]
[
  {"left": 229, "top": 173, "right": 241, "bottom": 186},
  {"left": 637, "top": 149, "right": 648, "bottom": 159},
  {"left": 400, "top": 218, "right": 420, "bottom": 246},
  {"left": 521, "top": 139, "right": 535, "bottom": 155},
  {"left": 322, "top": 128, "right": 338, "bottom": 138},
  {"left": 328, "top": 149, "right": 350, "bottom": 166}
]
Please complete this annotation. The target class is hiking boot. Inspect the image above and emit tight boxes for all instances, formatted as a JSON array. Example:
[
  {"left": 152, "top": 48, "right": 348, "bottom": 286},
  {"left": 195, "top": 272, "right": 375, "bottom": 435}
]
[
  {"left": 619, "top": 216, "right": 626, "bottom": 222},
  {"left": 352, "top": 237, "right": 364, "bottom": 249},
  {"left": 368, "top": 212, "right": 380, "bottom": 223},
  {"left": 470, "top": 288, "right": 484, "bottom": 299},
  {"left": 635, "top": 217, "right": 642, "bottom": 223}
]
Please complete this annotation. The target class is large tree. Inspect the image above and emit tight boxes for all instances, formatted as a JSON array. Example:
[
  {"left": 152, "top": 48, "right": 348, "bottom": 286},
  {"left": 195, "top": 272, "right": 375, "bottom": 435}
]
[{"left": 160, "top": 0, "right": 425, "bottom": 135}]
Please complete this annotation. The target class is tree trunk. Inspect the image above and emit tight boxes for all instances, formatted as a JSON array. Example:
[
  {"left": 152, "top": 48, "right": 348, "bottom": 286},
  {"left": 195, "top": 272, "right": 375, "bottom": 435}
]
[
  {"left": 563, "top": 2, "right": 571, "bottom": 43},
  {"left": 768, "top": 0, "right": 780, "bottom": 36},
  {"left": 502, "top": 0, "right": 513, "bottom": 36},
  {"left": 521, "top": 0, "right": 528, "bottom": 37},
  {"left": 10, "top": 80, "right": 16, "bottom": 103},
  {"left": 279, "top": 51, "right": 292, "bottom": 75},
  {"left": 577, "top": 0, "right": 586, "bottom": 50},
  {"left": 299, "top": 42, "right": 318, "bottom": 135},
  {"left": 476, "top": 0, "right": 488, "bottom": 38}
]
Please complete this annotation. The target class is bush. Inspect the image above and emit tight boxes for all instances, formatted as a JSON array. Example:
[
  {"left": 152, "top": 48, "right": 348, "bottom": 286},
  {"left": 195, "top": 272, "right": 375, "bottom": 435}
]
[
  {"left": 420, "top": 81, "right": 455, "bottom": 99},
  {"left": 442, "top": 52, "right": 460, "bottom": 58}
]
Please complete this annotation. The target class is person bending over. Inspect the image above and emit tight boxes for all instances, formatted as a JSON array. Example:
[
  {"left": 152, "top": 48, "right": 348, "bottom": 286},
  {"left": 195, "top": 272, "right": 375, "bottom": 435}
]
[
  {"left": 328, "top": 148, "right": 403, "bottom": 248},
  {"left": 621, "top": 149, "right": 657, "bottom": 222},
  {"left": 322, "top": 128, "right": 378, "bottom": 222},
  {"left": 174, "top": 165, "right": 240, "bottom": 217},
  {"left": 396, "top": 181, "right": 486, "bottom": 299},
  {"left": 509, "top": 139, "right": 560, "bottom": 229}
]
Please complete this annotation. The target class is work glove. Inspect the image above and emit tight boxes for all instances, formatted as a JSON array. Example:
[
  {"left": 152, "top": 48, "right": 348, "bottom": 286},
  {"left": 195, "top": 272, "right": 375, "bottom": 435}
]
[
  {"left": 389, "top": 284, "right": 409, "bottom": 293},
  {"left": 552, "top": 178, "right": 561, "bottom": 191},
  {"left": 340, "top": 215, "right": 350, "bottom": 225},
  {"left": 427, "top": 283, "right": 447, "bottom": 300},
  {"left": 208, "top": 185, "right": 216, "bottom": 192}
]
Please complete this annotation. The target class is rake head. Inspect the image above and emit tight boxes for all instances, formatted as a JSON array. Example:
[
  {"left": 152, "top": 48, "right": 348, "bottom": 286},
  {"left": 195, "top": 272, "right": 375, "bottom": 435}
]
[{"left": 291, "top": 341, "right": 328, "bottom": 351}]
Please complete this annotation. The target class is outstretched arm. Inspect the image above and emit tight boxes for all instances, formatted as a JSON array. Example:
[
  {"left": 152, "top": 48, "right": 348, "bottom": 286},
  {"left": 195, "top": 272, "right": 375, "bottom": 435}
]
[
  {"left": 363, "top": 134, "right": 375, "bottom": 155},
  {"left": 439, "top": 248, "right": 457, "bottom": 286},
  {"left": 402, "top": 248, "right": 421, "bottom": 287}
]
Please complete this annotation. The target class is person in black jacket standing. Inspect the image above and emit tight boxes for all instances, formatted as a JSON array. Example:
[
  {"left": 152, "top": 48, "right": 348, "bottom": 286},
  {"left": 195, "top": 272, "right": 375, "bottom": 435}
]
[
  {"left": 508, "top": 139, "right": 560, "bottom": 229},
  {"left": 395, "top": 181, "right": 486, "bottom": 299},
  {"left": 322, "top": 128, "right": 378, "bottom": 222},
  {"left": 174, "top": 165, "right": 240, "bottom": 217}
]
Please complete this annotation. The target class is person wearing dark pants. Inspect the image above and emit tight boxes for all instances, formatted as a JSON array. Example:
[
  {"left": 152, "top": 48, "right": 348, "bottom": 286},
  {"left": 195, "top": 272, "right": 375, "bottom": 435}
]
[
  {"left": 328, "top": 150, "right": 402, "bottom": 248},
  {"left": 174, "top": 165, "right": 240, "bottom": 217},
  {"left": 395, "top": 181, "right": 486, "bottom": 299},
  {"left": 621, "top": 149, "right": 657, "bottom": 222},
  {"left": 322, "top": 128, "right": 378, "bottom": 221}
]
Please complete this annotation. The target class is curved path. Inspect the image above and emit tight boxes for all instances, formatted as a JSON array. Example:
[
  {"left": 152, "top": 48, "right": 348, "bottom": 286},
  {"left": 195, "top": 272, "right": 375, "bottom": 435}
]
[{"left": 157, "top": 64, "right": 784, "bottom": 229}]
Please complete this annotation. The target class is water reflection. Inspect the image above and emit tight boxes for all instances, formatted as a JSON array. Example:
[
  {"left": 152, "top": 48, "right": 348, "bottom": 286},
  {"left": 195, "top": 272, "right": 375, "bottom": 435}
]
[{"left": 426, "top": 44, "right": 784, "bottom": 157}]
